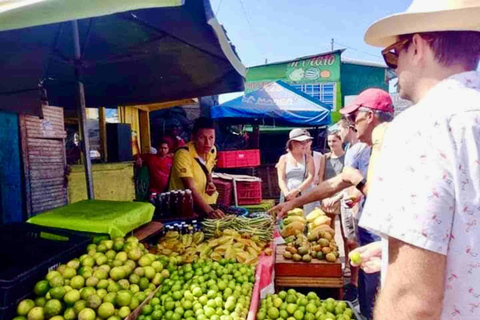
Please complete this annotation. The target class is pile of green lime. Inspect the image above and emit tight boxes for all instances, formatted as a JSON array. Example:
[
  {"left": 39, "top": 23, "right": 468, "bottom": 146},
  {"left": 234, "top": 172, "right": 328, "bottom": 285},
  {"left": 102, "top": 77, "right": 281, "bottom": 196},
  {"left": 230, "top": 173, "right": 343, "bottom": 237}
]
[
  {"left": 137, "top": 259, "right": 255, "bottom": 320},
  {"left": 13, "top": 236, "right": 174, "bottom": 320},
  {"left": 257, "top": 289, "right": 354, "bottom": 320}
]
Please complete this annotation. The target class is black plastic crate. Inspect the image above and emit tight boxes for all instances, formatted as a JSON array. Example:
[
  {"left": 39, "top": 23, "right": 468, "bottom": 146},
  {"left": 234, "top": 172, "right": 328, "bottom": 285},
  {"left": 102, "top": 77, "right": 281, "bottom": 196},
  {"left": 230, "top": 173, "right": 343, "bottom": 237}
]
[{"left": 0, "top": 223, "right": 91, "bottom": 318}]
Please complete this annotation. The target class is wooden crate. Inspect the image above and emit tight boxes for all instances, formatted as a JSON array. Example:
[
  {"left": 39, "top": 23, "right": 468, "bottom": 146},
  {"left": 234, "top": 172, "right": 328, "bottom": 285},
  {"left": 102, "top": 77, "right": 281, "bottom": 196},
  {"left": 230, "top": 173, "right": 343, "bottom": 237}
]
[
  {"left": 275, "top": 245, "right": 342, "bottom": 278},
  {"left": 20, "top": 105, "right": 67, "bottom": 216}
]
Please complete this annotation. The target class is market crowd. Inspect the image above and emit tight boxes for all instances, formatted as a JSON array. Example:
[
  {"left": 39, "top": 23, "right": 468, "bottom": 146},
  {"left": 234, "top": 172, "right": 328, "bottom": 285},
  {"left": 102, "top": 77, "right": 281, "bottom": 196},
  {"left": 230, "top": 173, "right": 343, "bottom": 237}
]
[{"left": 270, "top": 0, "right": 480, "bottom": 319}]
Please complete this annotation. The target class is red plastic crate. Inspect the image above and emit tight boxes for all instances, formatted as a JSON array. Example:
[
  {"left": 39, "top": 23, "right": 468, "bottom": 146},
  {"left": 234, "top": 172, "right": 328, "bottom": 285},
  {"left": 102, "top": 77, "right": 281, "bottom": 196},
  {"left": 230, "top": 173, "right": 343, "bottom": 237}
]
[
  {"left": 216, "top": 149, "right": 260, "bottom": 168},
  {"left": 213, "top": 178, "right": 233, "bottom": 206},
  {"left": 236, "top": 180, "right": 262, "bottom": 205}
]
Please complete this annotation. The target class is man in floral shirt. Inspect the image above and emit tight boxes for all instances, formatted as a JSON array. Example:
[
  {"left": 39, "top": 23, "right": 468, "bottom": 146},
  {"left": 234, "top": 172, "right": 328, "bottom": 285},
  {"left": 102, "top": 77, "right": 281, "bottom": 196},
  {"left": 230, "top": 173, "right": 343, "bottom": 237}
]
[{"left": 357, "top": 0, "right": 480, "bottom": 319}]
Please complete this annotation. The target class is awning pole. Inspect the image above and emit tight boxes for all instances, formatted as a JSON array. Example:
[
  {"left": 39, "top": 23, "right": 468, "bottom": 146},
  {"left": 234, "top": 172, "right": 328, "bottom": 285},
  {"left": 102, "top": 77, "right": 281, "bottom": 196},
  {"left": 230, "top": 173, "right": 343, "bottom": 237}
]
[{"left": 72, "top": 20, "right": 95, "bottom": 199}]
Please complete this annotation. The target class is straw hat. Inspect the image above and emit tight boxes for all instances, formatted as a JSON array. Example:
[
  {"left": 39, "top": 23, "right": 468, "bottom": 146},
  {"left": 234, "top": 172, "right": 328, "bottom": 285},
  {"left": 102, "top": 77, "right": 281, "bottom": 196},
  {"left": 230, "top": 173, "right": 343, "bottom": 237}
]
[{"left": 365, "top": 0, "right": 480, "bottom": 47}]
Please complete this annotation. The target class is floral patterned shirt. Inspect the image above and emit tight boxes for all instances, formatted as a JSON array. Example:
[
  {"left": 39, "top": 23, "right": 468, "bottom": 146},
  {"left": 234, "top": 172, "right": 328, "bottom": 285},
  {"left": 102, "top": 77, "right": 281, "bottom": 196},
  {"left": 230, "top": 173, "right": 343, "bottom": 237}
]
[{"left": 360, "top": 71, "right": 480, "bottom": 319}]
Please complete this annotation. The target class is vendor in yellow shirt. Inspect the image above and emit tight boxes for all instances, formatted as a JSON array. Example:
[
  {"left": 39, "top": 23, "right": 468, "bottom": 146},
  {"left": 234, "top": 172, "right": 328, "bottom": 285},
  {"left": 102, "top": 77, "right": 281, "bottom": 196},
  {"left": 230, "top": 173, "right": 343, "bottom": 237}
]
[{"left": 168, "top": 117, "right": 225, "bottom": 219}]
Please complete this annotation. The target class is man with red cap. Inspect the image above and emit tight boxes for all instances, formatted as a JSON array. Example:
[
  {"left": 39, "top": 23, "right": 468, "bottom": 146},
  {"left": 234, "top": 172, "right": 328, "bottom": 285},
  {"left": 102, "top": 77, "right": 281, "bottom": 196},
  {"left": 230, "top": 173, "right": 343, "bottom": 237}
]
[
  {"left": 271, "top": 87, "right": 393, "bottom": 218},
  {"left": 270, "top": 88, "right": 394, "bottom": 318}
]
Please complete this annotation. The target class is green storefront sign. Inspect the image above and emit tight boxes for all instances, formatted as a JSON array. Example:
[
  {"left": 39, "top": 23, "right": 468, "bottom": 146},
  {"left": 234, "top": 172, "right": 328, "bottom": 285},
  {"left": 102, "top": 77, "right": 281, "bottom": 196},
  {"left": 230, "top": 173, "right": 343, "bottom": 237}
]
[{"left": 246, "top": 52, "right": 341, "bottom": 91}]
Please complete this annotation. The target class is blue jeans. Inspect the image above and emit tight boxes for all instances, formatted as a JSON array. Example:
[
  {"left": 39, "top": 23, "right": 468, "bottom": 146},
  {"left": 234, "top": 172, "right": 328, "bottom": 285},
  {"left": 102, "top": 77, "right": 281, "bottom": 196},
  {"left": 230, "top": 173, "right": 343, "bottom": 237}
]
[{"left": 358, "top": 226, "right": 381, "bottom": 320}]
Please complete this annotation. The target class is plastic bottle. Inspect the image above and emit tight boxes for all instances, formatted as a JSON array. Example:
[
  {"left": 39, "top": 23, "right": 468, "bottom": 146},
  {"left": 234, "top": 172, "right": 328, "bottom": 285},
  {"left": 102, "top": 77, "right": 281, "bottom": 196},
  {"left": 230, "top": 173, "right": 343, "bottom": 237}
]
[
  {"left": 184, "top": 189, "right": 194, "bottom": 217},
  {"left": 178, "top": 191, "right": 186, "bottom": 217}
]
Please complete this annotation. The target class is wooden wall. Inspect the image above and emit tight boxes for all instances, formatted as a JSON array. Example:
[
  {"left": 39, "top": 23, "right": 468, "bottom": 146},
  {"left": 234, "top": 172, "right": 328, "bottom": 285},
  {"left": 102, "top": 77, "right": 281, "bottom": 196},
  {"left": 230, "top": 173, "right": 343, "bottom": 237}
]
[{"left": 20, "top": 106, "right": 67, "bottom": 216}]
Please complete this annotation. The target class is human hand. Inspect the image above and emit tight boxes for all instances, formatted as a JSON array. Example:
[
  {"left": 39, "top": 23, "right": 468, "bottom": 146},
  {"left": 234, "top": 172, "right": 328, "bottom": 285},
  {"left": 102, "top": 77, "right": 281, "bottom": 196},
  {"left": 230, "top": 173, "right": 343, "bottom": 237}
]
[
  {"left": 268, "top": 201, "right": 296, "bottom": 220},
  {"left": 341, "top": 167, "right": 364, "bottom": 186},
  {"left": 135, "top": 157, "right": 143, "bottom": 167},
  {"left": 285, "top": 189, "right": 299, "bottom": 201},
  {"left": 348, "top": 241, "right": 382, "bottom": 273},
  {"left": 206, "top": 181, "right": 217, "bottom": 196},
  {"left": 207, "top": 209, "right": 225, "bottom": 219},
  {"left": 322, "top": 197, "right": 337, "bottom": 210}
]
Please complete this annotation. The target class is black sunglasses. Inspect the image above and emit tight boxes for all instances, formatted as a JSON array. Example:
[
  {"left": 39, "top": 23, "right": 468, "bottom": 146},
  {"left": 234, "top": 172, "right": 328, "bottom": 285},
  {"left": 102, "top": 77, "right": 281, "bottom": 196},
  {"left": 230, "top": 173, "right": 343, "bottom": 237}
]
[{"left": 381, "top": 38, "right": 411, "bottom": 69}]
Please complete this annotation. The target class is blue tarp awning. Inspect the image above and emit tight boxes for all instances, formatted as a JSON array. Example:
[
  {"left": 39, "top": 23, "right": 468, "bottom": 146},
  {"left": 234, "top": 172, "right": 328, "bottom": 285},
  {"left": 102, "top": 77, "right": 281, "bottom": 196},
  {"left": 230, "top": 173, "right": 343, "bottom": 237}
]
[{"left": 211, "top": 81, "right": 331, "bottom": 126}]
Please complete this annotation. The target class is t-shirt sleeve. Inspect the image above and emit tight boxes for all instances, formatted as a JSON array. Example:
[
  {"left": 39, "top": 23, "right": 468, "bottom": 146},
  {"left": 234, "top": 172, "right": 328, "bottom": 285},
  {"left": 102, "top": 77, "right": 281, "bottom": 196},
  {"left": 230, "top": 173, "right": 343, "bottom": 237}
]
[
  {"left": 360, "top": 118, "right": 456, "bottom": 255},
  {"left": 172, "top": 149, "right": 193, "bottom": 178},
  {"left": 344, "top": 144, "right": 370, "bottom": 176}
]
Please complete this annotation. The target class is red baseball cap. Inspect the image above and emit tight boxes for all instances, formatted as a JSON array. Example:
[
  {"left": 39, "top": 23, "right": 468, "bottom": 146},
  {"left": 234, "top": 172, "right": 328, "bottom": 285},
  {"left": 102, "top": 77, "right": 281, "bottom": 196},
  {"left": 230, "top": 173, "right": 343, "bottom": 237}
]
[{"left": 340, "top": 88, "right": 394, "bottom": 115}]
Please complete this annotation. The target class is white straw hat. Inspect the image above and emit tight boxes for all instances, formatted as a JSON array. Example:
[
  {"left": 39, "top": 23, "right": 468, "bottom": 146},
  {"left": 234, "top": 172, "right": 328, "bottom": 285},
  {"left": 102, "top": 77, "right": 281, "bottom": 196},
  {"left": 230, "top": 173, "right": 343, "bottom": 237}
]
[{"left": 365, "top": 0, "right": 480, "bottom": 47}]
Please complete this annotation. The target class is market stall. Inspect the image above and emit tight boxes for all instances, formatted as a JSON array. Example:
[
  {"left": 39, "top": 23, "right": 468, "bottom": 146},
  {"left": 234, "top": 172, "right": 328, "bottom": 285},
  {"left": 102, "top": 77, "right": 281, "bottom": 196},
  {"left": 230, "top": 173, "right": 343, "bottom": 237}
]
[
  {"left": 211, "top": 81, "right": 332, "bottom": 202},
  {"left": 4, "top": 203, "right": 361, "bottom": 320}
]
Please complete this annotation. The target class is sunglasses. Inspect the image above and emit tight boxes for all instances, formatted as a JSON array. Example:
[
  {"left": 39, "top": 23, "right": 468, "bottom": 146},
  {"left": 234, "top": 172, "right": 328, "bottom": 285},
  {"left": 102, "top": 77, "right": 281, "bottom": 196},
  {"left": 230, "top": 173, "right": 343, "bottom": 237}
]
[{"left": 381, "top": 38, "right": 411, "bottom": 69}]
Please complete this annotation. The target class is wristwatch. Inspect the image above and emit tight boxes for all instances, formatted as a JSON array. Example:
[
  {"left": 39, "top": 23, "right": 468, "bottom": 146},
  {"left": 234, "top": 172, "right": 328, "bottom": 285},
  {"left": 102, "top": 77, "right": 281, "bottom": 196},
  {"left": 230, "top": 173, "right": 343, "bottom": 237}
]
[{"left": 355, "top": 177, "right": 367, "bottom": 193}]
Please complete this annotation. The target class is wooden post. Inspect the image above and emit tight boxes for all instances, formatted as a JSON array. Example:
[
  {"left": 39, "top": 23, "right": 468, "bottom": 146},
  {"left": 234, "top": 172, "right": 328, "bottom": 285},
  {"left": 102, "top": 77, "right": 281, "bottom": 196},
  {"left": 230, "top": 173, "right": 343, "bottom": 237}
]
[
  {"left": 139, "top": 110, "right": 151, "bottom": 154},
  {"left": 72, "top": 20, "right": 94, "bottom": 199},
  {"left": 99, "top": 107, "right": 107, "bottom": 161}
]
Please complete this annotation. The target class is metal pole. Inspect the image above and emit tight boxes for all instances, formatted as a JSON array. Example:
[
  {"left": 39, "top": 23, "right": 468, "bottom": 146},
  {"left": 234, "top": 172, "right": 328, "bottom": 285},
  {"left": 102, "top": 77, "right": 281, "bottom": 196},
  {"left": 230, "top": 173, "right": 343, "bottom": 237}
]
[{"left": 72, "top": 20, "right": 95, "bottom": 199}]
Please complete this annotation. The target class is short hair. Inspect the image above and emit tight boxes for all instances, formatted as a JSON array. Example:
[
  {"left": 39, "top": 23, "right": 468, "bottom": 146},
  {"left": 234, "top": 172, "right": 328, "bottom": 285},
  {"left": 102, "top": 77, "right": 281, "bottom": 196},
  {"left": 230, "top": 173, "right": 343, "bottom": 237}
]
[
  {"left": 327, "top": 130, "right": 342, "bottom": 141},
  {"left": 399, "top": 31, "right": 480, "bottom": 70},
  {"left": 192, "top": 117, "right": 215, "bottom": 135},
  {"left": 338, "top": 118, "right": 355, "bottom": 130},
  {"left": 158, "top": 139, "right": 170, "bottom": 149},
  {"left": 358, "top": 107, "right": 394, "bottom": 123}
]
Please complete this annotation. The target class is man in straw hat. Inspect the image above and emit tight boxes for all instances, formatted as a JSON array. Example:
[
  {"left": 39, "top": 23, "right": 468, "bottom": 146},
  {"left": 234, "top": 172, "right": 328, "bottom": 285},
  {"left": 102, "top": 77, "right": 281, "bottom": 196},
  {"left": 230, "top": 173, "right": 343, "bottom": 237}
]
[{"left": 353, "top": 0, "right": 480, "bottom": 319}]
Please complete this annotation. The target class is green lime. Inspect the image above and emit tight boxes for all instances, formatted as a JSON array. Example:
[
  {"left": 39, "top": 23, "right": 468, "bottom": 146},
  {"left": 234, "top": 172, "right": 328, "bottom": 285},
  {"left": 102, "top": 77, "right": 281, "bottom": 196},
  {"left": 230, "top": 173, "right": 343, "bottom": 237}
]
[
  {"left": 70, "top": 276, "right": 85, "bottom": 290},
  {"left": 34, "top": 297, "right": 46, "bottom": 307},
  {"left": 129, "top": 297, "right": 139, "bottom": 310},
  {"left": 50, "top": 316, "right": 64, "bottom": 320},
  {"left": 286, "top": 304, "right": 297, "bottom": 315},
  {"left": 73, "top": 300, "right": 87, "bottom": 314},
  {"left": 78, "top": 308, "right": 96, "bottom": 320},
  {"left": 115, "top": 290, "right": 132, "bottom": 307},
  {"left": 44, "top": 299, "right": 63, "bottom": 318},
  {"left": 28, "top": 307, "right": 45, "bottom": 320},
  {"left": 141, "top": 305, "right": 153, "bottom": 315},
  {"left": 17, "top": 299, "right": 36, "bottom": 316},
  {"left": 118, "top": 306, "right": 131, "bottom": 318},
  {"left": 34, "top": 281, "right": 50, "bottom": 297},
  {"left": 82, "top": 257, "right": 95, "bottom": 268},
  {"left": 103, "top": 293, "right": 116, "bottom": 304},
  {"left": 143, "top": 267, "right": 156, "bottom": 280},
  {"left": 97, "top": 303, "right": 115, "bottom": 319},
  {"left": 62, "top": 267, "right": 77, "bottom": 280},
  {"left": 280, "top": 310, "right": 289, "bottom": 319},
  {"left": 87, "top": 294, "right": 102, "bottom": 309},
  {"left": 80, "top": 287, "right": 96, "bottom": 300},
  {"left": 293, "top": 310, "right": 304, "bottom": 320},
  {"left": 306, "top": 304, "right": 317, "bottom": 314},
  {"left": 96, "top": 289, "right": 107, "bottom": 299},
  {"left": 268, "top": 307, "right": 280, "bottom": 319},
  {"left": 49, "top": 287, "right": 66, "bottom": 300},
  {"left": 64, "top": 289, "right": 81, "bottom": 306},
  {"left": 63, "top": 308, "right": 76, "bottom": 320},
  {"left": 151, "top": 310, "right": 163, "bottom": 320},
  {"left": 306, "top": 292, "right": 317, "bottom": 301}
]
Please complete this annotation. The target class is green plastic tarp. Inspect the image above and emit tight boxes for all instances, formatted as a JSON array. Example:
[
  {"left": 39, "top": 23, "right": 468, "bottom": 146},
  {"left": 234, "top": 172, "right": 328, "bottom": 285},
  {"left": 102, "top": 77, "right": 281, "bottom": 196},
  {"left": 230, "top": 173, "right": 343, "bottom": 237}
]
[
  {"left": 27, "top": 200, "right": 155, "bottom": 238},
  {"left": 0, "top": 0, "right": 184, "bottom": 32}
]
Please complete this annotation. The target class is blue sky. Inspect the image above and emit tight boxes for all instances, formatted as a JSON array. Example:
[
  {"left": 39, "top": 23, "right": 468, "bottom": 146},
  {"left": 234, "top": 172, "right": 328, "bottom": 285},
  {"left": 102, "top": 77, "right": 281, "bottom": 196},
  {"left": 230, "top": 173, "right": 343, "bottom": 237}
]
[{"left": 211, "top": 0, "right": 412, "bottom": 102}]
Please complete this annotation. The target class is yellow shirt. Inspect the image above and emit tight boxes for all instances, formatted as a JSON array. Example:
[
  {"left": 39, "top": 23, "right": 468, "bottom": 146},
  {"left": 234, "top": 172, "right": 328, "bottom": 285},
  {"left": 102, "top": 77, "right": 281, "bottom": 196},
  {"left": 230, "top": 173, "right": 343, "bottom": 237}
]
[
  {"left": 366, "top": 122, "right": 389, "bottom": 184},
  {"left": 168, "top": 141, "right": 218, "bottom": 204}
]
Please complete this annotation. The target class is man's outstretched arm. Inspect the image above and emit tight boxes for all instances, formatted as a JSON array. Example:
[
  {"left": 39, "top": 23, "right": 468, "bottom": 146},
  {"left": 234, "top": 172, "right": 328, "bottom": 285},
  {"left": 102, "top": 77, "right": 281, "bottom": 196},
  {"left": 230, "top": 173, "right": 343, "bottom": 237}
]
[{"left": 269, "top": 172, "right": 358, "bottom": 218}]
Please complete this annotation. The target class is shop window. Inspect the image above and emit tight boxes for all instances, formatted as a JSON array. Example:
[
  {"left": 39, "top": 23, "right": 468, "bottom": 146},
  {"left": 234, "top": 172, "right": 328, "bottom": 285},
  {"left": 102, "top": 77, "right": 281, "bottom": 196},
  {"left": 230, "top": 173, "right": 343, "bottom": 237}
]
[{"left": 291, "top": 83, "right": 336, "bottom": 109}]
